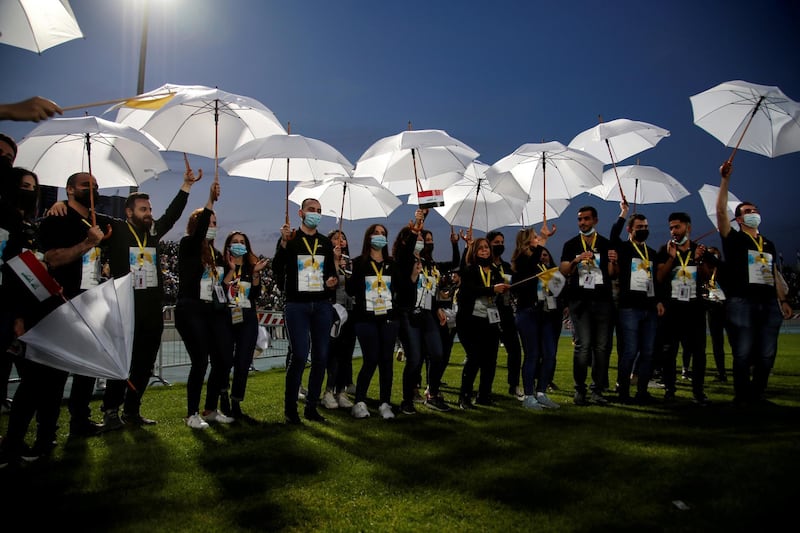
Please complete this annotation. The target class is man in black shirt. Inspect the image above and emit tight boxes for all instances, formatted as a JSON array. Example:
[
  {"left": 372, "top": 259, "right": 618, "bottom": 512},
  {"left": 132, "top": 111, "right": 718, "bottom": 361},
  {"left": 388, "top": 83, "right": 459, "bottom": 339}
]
[{"left": 717, "top": 162, "right": 792, "bottom": 405}]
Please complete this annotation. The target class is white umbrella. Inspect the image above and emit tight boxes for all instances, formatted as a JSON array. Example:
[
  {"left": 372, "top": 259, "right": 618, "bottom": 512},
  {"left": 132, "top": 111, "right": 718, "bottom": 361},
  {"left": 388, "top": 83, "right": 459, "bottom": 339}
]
[
  {"left": 354, "top": 124, "right": 479, "bottom": 208},
  {"left": 20, "top": 274, "right": 134, "bottom": 380},
  {"left": 690, "top": 80, "right": 800, "bottom": 162},
  {"left": 569, "top": 118, "right": 670, "bottom": 202},
  {"left": 288, "top": 175, "right": 402, "bottom": 234},
  {"left": 120, "top": 86, "right": 286, "bottom": 179},
  {"left": 588, "top": 164, "right": 689, "bottom": 211},
  {"left": 221, "top": 132, "right": 354, "bottom": 225},
  {"left": 0, "top": 0, "right": 83, "bottom": 54},
  {"left": 698, "top": 183, "right": 742, "bottom": 233},
  {"left": 486, "top": 141, "right": 603, "bottom": 224},
  {"left": 408, "top": 161, "right": 526, "bottom": 233},
  {"left": 107, "top": 83, "right": 212, "bottom": 137},
  {"left": 14, "top": 115, "right": 168, "bottom": 189},
  {"left": 514, "top": 195, "right": 572, "bottom": 227}
]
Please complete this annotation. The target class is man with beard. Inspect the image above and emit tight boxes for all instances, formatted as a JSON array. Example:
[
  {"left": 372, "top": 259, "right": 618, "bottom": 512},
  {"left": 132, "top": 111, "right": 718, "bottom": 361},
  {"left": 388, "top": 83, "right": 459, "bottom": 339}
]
[
  {"left": 38, "top": 172, "right": 111, "bottom": 436},
  {"left": 98, "top": 167, "right": 202, "bottom": 428}
]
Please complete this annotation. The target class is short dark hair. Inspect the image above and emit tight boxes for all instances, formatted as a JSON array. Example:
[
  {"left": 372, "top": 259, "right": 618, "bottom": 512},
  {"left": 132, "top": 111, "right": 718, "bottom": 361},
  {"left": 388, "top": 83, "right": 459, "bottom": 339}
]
[
  {"left": 668, "top": 212, "right": 691, "bottom": 224},
  {"left": 734, "top": 201, "right": 757, "bottom": 217},
  {"left": 486, "top": 230, "right": 504, "bottom": 242},
  {"left": 577, "top": 206, "right": 598, "bottom": 218},
  {"left": 0, "top": 133, "right": 17, "bottom": 157},
  {"left": 125, "top": 192, "right": 150, "bottom": 210},
  {"left": 626, "top": 213, "right": 647, "bottom": 230}
]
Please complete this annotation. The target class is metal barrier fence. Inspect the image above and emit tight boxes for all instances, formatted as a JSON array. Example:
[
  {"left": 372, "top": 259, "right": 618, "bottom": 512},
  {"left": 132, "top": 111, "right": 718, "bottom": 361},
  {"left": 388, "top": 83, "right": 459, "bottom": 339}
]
[{"left": 152, "top": 306, "right": 289, "bottom": 385}]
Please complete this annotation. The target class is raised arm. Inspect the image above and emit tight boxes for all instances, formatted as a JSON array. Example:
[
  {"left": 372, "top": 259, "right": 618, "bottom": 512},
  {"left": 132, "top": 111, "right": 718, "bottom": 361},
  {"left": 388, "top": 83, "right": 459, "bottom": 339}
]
[{"left": 717, "top": 162, "right": 733, "bottom": 238}]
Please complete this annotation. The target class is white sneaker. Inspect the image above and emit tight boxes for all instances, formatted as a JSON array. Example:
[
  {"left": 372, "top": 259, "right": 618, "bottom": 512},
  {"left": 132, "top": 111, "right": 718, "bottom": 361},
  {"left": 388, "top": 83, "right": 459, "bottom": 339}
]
[
  {"left": 536, "top": 392, "right": 561, "bottom": 409},
  {"left": 185, "top": 413, "right": 209, "bottom": 429},
  {"left": 351, "top": 401, "right": 370, "bottom": 419},
  {"left": 378, "top": 402, "right": 395, "bottom": 420},
  {"left": 204, "top": 410, "right": 235, "bottom": 424},
  {"left": 321, "top": 391, "right": 339, "bottom": 409},
  {"left": 337, "top": 392, "right": 354, "bottom": 408},
  {"left": 298, "top": 386, "right": 308, "bottom": 401}
]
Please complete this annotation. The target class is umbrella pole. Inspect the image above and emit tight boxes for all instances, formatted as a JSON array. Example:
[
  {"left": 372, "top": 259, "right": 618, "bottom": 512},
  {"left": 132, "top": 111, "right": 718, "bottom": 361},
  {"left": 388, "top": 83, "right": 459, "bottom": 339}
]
[
  {"left": 339, "top": 182, "right": 347, "bottom": 235},
  {"left": 633, "top": 179, "right": 638, "bottom": 214},
  {"left": 542, "top": 155, "right": 548, "bottom": 226},
  {"left": 214, "top": 99, "right": 220, "bottom": 183},
  {"left": 727, "top": 95, "right": 765, "bottom": 165},
  {"left": 285, "top": 122, "right": 291, "bottom": 225},
  {"left": 468, "top": 179, "right": 481, "bottom": 235},
  {"left": 85, "top": 133, "right": 97, "bottom": 226},
  {"left": 605, "top": 139, "right": 627, "bottom": 205},
  {"left": 694, "top": 227, "right": 718, "bottom": 242}
]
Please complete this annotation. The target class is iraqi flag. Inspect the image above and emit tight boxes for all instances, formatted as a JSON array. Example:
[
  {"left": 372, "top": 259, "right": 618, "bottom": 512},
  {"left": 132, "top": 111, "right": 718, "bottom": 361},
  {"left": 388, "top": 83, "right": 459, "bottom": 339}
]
[
  {"left": 417, "top": 189, "right": 445, "bottom": 209},
  {"left": 7, "top": 250, "right": 62, "bottom": 301}
]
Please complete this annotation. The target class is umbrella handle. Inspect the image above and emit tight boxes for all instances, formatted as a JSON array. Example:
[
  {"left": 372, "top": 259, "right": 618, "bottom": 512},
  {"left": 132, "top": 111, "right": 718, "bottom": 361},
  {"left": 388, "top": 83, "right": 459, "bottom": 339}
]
[{"left": 727, "top": 95, "right": 765, "bottom": 165}]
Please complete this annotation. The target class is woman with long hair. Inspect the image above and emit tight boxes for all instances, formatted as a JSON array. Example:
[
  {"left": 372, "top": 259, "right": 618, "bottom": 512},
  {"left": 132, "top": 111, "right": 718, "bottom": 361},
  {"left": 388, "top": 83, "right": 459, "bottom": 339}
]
[
  {"left": 222, "top": 230, "right": 268, "bottom": 419},
  {"left": 174, "top": 181, "right": 234, "bottom": 429}
]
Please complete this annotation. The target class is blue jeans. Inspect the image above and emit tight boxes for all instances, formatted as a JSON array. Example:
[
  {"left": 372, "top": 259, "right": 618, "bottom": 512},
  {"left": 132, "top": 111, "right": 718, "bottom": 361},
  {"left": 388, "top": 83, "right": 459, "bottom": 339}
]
[
  {"left": 568, "top": 299, "right": 614, "bottom": 393},
  {"left": 354, "top": 320, "right": 399, "bottom": 404},
  {"left": 726, "top": 297, "right": 783, "bottom": 402},
  {"left": 397, "top": 309, "right": 444, "bottom": 402},
  {"left": 617, "top": 307, "right": 658, "bottom": 398},
  {"left": 516, "top": 307, "right": 560, "bottom": 395},
  {"left": 230, "top": 308, "right": 258, "bottom": 402},
  {"left": 284, "top": 300, "right": 334, "bottom": 415}
]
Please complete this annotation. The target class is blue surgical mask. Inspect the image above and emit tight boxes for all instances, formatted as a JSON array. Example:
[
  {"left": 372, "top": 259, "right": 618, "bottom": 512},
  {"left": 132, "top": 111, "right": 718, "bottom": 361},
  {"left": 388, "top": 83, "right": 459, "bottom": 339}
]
[
  {"left": 205, "top": 227, "right": 217, "bottom": 241},
  {"left": 742, "top": 213, "right": 761, "bottom": 229},
  {"left": 414, "top": 240, "right": 424, "bottom": 253},
  {"left": 303, "top": 211, "right": 322, "bottom": 229},
  {"left": 230, "top": 243, "right": 247, "bottom": 257},
  {"left": 370, "top": 235, "right": 387, "bottom": 250},
  {"left": 674, "top": 235, "right": 688, "bottom": 246}
]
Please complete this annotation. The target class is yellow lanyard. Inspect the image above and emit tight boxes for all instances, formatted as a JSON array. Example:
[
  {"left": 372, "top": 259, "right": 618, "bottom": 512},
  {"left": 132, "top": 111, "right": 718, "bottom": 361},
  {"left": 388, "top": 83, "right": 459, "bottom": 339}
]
[
  {"left": 127, "top": 222, "right": 147, "bottom": 267},
  {"left": 231, "top": 264, "right": 242, "bottom": 304},
  {"left": 581, "top": 233, "right": 597, "bottom": 253},
  {"left": 370, "top": 261, "right": 385, "bottom": 293},
  {"left": 479, "top": 266, "right": 491, "bottom": 288},
  {"left": 676, "top": 249, "right": 690, "bottom": 280},
  {"left": 209, "top": 247, "right": 219, "bottom": 281},
  {"left": 746, "top": 232, "right": 768, "bottom": 264},
  {"left": 631, "top": 241, "right": 650, "bottom": 273},
  {"left": 709, "top": 268, "right": 717, "bottom": 289},
  {"left": 302, "top": 236, "right": 319, "bottom": 264}
]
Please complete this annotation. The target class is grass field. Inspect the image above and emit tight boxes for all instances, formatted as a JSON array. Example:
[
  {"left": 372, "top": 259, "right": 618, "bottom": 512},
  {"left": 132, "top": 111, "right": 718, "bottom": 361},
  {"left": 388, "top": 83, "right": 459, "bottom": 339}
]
[{"left": 1, "top": 335, "right": 799, "bottom": 532}]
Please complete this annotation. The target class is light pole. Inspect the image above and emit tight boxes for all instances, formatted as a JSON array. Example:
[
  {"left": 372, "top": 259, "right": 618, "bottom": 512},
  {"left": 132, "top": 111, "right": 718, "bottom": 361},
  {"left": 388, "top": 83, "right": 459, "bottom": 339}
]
[{"left": 132, "top": 0, "right": 150, "bottom": 193}]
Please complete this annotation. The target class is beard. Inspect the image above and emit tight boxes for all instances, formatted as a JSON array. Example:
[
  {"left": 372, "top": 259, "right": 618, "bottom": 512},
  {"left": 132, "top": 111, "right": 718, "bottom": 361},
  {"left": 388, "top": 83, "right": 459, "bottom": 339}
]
[{"left": 131, "top": 214, "right": 153, "bottom": 231}]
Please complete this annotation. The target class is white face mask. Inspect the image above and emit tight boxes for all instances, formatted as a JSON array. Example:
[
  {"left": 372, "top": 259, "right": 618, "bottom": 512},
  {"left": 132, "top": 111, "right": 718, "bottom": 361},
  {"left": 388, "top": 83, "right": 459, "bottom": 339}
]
[
  {"left": 414, "top": 240, "right": 424, "bottom": 253},
  {"left": 579, "top": 227, "right": 596, "bottom": 237},
  {"left": 674, "top": 235, "right": 688, "bottom": 246},
  {"left": 205, "top": 227, "right": 217, "bottom": 241},
  {"left": 742, "top": 213, "right": 761, "bottom": 229}
]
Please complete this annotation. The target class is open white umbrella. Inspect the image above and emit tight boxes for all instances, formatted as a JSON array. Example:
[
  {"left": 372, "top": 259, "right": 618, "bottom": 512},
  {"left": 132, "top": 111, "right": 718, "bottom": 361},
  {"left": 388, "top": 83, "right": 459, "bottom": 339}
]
[
  {"left": 354, "top": 124, "right": 479, "bottom": 208},
  {"left": 690, "top": 80, "right": 800, "bottom": 163},
  {"left": 0, "top": 0, "right": 83, "bottom": 54},
  {"left": 514, "top": 195, "right": 571, "bottom": 227},
  {"left": 408, "top": 161, "right": 526, "bottom": 233},
  {"left": 288, "top": 175, "right": 402, "bottom": 234},
  {"left": 14, "top": 115, "right": 168, "bottom": 190},
  {"left": 120, "top": 86, "right": 286, "bottom": 180},
  {"left": 486, "top": 141, "right": 603, "bottom": 225},
  {"left": 569, "top": 118, "right": 670, "bottom": 202},
  {"left": 698, "top": 183, "right": 742, "bottom": 234},
  {"left": 588, "top": 164, "right": 689, "bottom": 212},
  {"left": 221, "top": 131, "right": 354, "bottom": 225},
  {"left": 20, "top": 274, "right": 134, "bottom": 380}
]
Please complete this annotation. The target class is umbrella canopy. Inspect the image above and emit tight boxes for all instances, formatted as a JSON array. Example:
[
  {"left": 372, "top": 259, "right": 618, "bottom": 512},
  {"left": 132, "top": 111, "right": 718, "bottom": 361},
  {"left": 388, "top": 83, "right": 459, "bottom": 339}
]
[
  {"left": 407, "top": 161, "right": 526, "bottom": 233},
  {"left": 120, "top": 86, "right": 286, "bottom": 163},
  {"left": 690, "top": 80, "right": 800, "bottom": 161},
  {"left": 107, "top": 83, "right": 211, "bottom": 136},
  {"left": 288, "top": 175, "right": 402, "bottom": 227},
  {"left": 353, "top": 127, "right": 479, "bottom": 197},
  {"left": 14, "top": 115, "right": 168, "bottom": 188},
  {"left": 514, "top": 195, "right": 571, "bottom": 227},
  {"left": 486, "top": 141, "right": 604, "bottom": 201},
  {"left": 588, "top": 165, "right": 690, "bottom": 206},
  {"left": 0, "top": 0, "right": 83, "bottom": 54},
  {"left": 569, "top": 118, "right": 671, "bottom": 165},
  {"left": 698, "top": 184, "right": 742, "bottom": 232},
  {"left": 20, "top": 274, "right": 134, "bottom": 380}
]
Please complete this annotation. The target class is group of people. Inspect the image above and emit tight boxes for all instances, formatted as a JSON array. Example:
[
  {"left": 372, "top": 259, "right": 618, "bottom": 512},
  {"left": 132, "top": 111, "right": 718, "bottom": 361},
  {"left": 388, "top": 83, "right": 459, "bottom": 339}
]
[{"left": 0, "top": 96, "right": 793, "bottom": 464}]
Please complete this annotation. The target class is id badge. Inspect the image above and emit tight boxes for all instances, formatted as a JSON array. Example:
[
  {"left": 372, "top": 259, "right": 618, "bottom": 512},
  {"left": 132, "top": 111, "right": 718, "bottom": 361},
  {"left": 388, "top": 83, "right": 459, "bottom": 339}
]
[
  {"left": 646, "top": 279, "right": 655, "bottom": 298},
  {"left": 677, "top": 283, "right": 691, "bottom": 302},
  {"left": 231, "top": 306, "right": 244, "bottom": 324},
  {"left": 422, "top": 292, "right": 433, "bottom": 310},
  {"left": 546, "top": 295, "right": 556, "bottom": 310},
  {"left": 582, "top": 272, "right": 596, "bottom": 289},
  {"left": 487, "top": 306, "right": 501, "bottom": 324},
  {"left": 213, "top": 284, "right": 226, "bottom": 303},
  {"left": 373, "top": 296, "right": 387, "bottom": 315},
  {"left": 134, "top": 268, "right": 147, "bottom": 290}
]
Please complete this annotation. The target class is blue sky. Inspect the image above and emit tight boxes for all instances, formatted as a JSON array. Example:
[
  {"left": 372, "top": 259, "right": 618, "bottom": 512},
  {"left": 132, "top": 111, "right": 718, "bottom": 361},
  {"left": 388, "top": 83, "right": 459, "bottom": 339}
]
[{"left": 3, "top": 0, "right": 799, "bottom": 262}]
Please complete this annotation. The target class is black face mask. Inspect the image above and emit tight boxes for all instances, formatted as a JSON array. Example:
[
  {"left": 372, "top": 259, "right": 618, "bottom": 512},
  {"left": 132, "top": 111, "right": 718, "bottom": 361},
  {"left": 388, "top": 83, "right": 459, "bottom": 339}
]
[
  {"left": 15, "top": 188, "right": 38, "bottom": 215},
  {"left": 633, "top": 229, "right": 649, "bottom": 242},
  {"left": 75, "top": 188, "right": 99, "bottom": 209},
  {"left": 477, "top": 256, "right": 492, "bottom": 267},
  {"left": 491, "top": 244, "right": 505, "bottom": 257},
  {"left": 423, "top": 243, "right": 434, "bottom": 256}
]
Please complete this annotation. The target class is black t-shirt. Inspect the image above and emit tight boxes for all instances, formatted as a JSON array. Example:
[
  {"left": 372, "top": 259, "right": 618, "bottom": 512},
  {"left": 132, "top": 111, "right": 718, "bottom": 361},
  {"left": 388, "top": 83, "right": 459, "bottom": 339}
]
[
  {"left": 616, "top": 239, "right": 662, "bottom": 310},
  {"left": 560, "top": 233, "right": 613, "bottom": 301},
  {"left": 38, "top": 206, "right": 114, "bottom": 299},
  {"left": 721, "top": 228, "right": 779, "bottom": 302},
  {"left": 176, "top": 208, "right": 224, "bottom": 302},
  {"left": 655, "top": 242, "right": 704, "bottom": 307},
  {"left": 272, "top": 229, "right": 336, "bottom": 303},
  {"left": 345, "top": 255, "right": 397, "bottom": 322}
]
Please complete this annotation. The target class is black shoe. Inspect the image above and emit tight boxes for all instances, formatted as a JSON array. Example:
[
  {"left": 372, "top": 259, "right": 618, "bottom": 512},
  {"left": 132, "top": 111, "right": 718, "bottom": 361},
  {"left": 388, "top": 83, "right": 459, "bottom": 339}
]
[
  {"left": 20, "top": 439, "right": 56, "bottom": 463},
  {"left": 70, "top": 418, "right": 104, "bottom": 437},
  {"left": 285, "top": 411, "right": 302, "bottom": 425},
  {"left": 219, "top": 391, "right": 231, "bottom": 416},
  {"left": 304, "top": 406, "right": 326, "bottom": 422},
  {"left": 692, "top": 394, "right": 711, "bottom": 406},
  {"left": 635, "top": 392, "right": 657, "bottom": 405},
  {"left": 425, "top": 395, "right": 452, "bottom": 412},
  {"left": 475, "top": 395, "right": 494, "bottom": 406},
  {"left": 400, "top": 400, "right": 417, "bottom": 415},
  {"left": 101, "top": 410, "right": 125, "bottom": 433},
  {"left": 122, "top": 412, "right": 158, "bottom": 426},
  {"left": 458, "top": 395, "right": 475, "bottom": 410},
  {"left": 548, "top": 382, "right": 560, "bottom": 392},
  {"left": 573, "top": 391, "right": 589, "bottom": 406},
  {"left": 664, "top": 390, "right": 676, "bottom": 403}
]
